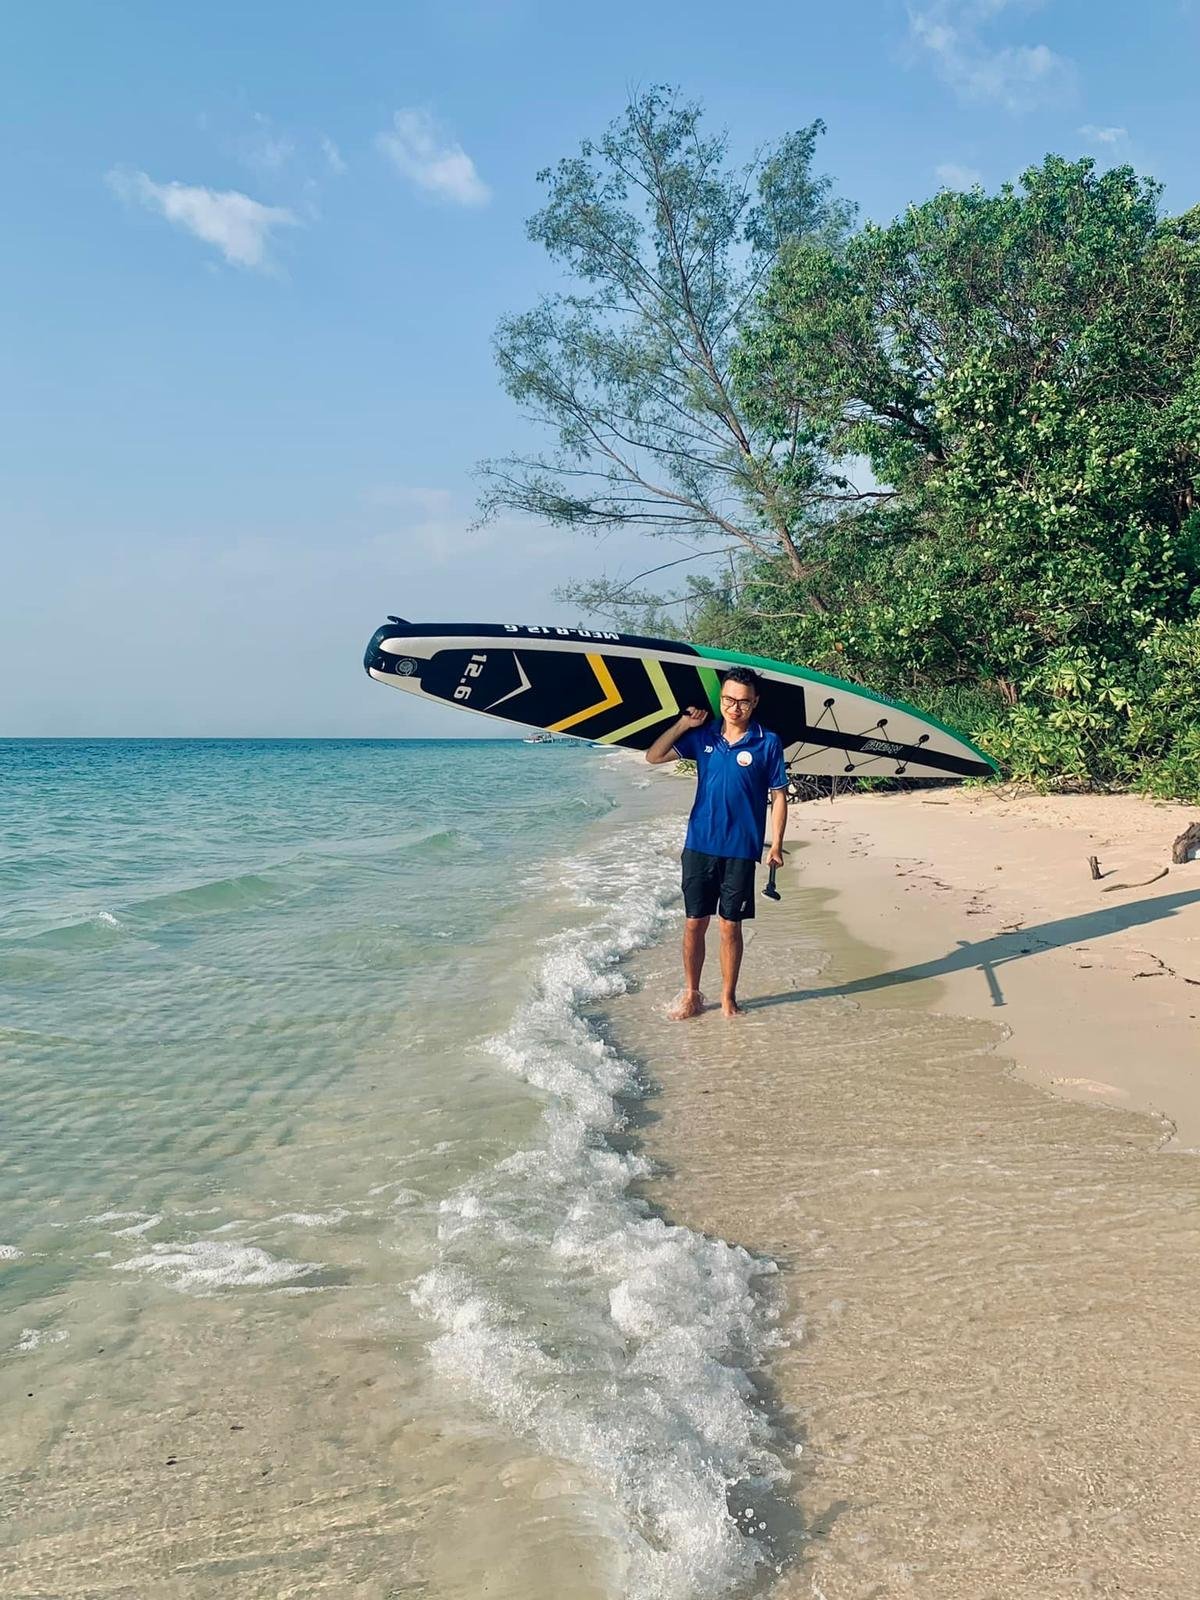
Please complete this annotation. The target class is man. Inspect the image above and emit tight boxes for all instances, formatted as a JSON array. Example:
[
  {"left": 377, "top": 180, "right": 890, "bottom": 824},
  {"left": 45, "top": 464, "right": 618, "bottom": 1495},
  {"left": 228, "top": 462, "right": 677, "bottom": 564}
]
[{"left": 645, "top": 667, "right": 788, "bottom": 1019}]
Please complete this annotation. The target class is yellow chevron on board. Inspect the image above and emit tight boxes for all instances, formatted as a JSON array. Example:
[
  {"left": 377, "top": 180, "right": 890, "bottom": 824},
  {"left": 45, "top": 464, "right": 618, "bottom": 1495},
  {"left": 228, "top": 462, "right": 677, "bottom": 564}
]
[
  {"left": 598, "top": 657, "right": 678, "bottom": 743},
  {"left": 546, "top": 653, "right": 621, "bottom": 732}
]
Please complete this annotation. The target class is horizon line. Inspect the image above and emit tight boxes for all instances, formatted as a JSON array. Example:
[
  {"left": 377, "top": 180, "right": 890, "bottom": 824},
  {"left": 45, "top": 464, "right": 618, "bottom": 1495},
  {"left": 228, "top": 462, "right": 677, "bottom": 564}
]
[{"left": 0, "top": 733, "right": 533, "bottom": 743}]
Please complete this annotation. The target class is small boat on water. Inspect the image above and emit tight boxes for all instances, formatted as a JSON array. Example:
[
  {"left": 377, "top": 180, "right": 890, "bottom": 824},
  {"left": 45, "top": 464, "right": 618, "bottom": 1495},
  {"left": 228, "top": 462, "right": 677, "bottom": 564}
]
[{"left": 523, "top": 731, "right": 556, "bottom": 745}]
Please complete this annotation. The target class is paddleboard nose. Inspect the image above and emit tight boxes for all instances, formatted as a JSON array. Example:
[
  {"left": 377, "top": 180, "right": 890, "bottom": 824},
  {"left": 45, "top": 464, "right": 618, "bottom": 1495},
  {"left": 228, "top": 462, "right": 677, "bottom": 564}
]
[
  {"left": 363, "top": 623, "right": 391, "bottom": 675},
  {"left": 363, "top": 621, "right": 425, "bottom": 684}
]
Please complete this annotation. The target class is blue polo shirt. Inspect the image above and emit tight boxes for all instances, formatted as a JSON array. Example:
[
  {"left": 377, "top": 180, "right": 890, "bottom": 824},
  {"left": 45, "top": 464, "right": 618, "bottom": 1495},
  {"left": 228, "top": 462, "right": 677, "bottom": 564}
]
[{"left": 674, "top": 719, "right": 788, "bottom": 862}]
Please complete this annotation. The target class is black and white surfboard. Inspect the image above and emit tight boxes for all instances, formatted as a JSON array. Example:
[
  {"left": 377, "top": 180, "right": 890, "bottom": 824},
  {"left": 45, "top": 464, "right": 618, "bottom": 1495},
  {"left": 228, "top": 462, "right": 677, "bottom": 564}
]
[{"left": 364, "top": 618, "right": 998, "bottom": 781}]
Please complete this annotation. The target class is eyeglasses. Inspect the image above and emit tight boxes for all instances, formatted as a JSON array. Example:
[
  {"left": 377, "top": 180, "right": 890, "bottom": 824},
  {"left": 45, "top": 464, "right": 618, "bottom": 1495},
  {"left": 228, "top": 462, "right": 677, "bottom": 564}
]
[{"left": 720, "top": 695, "right": 755, "bottom": 708}]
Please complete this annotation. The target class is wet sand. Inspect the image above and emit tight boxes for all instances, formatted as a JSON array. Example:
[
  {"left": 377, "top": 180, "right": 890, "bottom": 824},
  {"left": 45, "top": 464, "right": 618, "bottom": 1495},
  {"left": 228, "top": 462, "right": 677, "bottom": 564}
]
[{"left": 614, "top": 787, "right": 1200, "bottom": 1597}]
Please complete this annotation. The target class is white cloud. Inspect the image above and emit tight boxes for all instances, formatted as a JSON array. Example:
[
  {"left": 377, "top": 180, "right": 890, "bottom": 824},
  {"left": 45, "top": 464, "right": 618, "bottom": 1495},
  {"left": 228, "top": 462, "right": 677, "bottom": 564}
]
[
  {"left": 321, "top": 136, "right": 347, "bottom": 175},
  {"left": 376, "top": 108, "right": 489, "bottom": 206},
  {"left": 1078, "top": 123, "right": 1128, "bottom": 146},
  {"left": 908, "top": 2, "right": 1075, "bottom": 112},
  {"left": 936, "top": 161, "right": 984, "bottom": 188},
  {"left": 107, "top": 169, "right": 298, "bottom": 270},
  {"left": 242, "top": 113, "right": 294, "bottom": 173}
]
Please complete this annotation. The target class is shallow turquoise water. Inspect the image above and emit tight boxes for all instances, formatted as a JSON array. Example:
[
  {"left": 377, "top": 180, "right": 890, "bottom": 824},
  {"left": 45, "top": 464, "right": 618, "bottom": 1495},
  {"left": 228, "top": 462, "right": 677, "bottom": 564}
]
[
  {"left": 1, "top": 740, "right": 606, "bottom": 1224},
  {"left": 0, "top": 740, "right": 784, "bottom": 1599}
]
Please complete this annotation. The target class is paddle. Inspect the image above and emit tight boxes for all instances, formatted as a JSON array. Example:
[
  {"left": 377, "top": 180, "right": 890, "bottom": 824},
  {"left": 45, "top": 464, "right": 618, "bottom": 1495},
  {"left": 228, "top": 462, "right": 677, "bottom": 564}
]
[{"left": 762, "top": 864, "right": 781, "bottom": 901}]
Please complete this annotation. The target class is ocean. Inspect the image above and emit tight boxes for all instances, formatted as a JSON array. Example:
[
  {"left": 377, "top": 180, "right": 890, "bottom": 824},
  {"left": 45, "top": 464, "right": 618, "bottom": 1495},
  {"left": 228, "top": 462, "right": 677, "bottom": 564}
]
[{"left": 0, "top": 739, "right": 786, "bottom": 1599}]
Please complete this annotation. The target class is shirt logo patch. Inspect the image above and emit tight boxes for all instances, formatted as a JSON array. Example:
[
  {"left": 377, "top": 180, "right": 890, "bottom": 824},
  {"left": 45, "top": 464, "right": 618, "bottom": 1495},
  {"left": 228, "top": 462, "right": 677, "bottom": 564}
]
[
  {"left": 704, "top": 745, "right": 714, "bottom": 754},
  {"left": 736, "top": 750, "right": 753, "bottom": 767}
]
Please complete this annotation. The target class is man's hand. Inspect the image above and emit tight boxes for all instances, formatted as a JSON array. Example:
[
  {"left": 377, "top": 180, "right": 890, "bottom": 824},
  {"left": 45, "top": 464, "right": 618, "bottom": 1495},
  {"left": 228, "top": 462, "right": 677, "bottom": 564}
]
[
  {"left": 680, "top": 705, "right": 708, "bottom": 730},
  {"left": 767, "top": 787, "right": 787, "bottom": 868}
]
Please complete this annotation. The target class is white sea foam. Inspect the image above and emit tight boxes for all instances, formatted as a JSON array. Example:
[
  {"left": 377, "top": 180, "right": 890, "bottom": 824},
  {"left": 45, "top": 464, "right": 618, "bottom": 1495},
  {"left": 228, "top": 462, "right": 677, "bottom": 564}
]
[
  {"left": 269, "top": 1208, "right": 351, "bottom": 1228},
  {"left": 412, "top": 818, "right": 787, "bottom": 1600},
  {"left": 117, "top": 1240, "right": 318, "bottom": 1294},
  {"left": 86, "top": 1209, "right": 165, "bottom": 1239},
  {"left": 15, "top": 1327, "right": 69, "bottom": 1352},
  {"left": 113, "top": 1212, "right": 163, "bottom": 1238},
  {"left": 0, "top": 1245, "right": 23, "bottom": 1260}
]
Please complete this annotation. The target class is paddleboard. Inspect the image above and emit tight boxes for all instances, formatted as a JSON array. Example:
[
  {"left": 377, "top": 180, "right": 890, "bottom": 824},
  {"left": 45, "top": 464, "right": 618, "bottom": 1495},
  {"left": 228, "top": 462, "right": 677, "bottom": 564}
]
[{"left": 364, "top": 618, "right": 997, "bottom": 780}]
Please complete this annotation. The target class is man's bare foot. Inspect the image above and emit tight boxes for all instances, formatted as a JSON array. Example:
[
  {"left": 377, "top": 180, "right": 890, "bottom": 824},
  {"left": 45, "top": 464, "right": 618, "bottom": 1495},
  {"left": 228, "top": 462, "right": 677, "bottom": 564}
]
[
  {"left": 668, "top": 989, "right": 705, "bottom": 1021},
  {"left": 721, "top": 998, "right": 746, "bottom": 1018}
]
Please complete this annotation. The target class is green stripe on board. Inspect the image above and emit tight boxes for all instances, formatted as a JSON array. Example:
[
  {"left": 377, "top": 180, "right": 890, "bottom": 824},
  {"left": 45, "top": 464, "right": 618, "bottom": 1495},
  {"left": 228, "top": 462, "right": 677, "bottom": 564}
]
[
  {"left": 697, "top": 665, "right": 722, "bottom": 716},
  {"left": 598, "top": 657, "right": 678, "bottom": 743},
  {"left": 692, "top": 644, "right": 998, "bottom": 771}
]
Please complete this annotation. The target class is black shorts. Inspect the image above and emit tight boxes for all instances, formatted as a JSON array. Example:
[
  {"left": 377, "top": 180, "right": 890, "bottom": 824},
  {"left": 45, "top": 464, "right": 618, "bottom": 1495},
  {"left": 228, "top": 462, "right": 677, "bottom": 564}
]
[{"left": 681, "top": 848, "right": 756, "bottom": 922}]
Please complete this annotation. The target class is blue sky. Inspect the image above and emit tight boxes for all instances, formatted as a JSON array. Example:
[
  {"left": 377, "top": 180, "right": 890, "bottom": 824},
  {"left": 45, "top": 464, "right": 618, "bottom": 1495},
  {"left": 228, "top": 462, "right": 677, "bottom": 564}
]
[{"left": 3, "top": 0, "right": 1196, "bottom": 736}]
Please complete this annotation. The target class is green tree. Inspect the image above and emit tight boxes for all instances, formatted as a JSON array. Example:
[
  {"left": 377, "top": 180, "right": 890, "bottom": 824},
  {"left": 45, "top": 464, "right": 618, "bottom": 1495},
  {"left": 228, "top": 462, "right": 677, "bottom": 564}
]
[
  {"left": 477, "top": 86, "right": 855, "bottom": 610},
  {"left": 731, "top": 156, "right": 1200, "bottom": 791}
]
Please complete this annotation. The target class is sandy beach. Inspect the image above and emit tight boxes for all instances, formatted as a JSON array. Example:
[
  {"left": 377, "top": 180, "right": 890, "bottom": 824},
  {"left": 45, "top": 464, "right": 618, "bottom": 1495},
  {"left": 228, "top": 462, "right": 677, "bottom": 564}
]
[
  {"left": 799, "top": 788, "right": 1200, "bottom": 1151},
  {"left": 617, "top": 783, "right": 1200, "bottom": 1597}
]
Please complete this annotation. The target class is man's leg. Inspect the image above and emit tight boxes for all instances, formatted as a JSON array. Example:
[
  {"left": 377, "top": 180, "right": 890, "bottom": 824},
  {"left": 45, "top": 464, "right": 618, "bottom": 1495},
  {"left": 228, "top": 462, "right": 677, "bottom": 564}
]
[
  {"left": 669, "top": 916, "right": 709, "bottom": 1020},
  {"left": 715, "top": 857, "right": 754, "bottom": 1016},
  {"left": 718, "top": 916, "right": 745, "bottom": 1016}
]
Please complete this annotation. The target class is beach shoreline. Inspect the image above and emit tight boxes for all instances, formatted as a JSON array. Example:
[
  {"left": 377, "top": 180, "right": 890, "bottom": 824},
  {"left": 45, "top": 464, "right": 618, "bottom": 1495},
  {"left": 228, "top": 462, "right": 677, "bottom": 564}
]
[{"left": 613, "top": 777, "right": 1200, "bottom": 1597}]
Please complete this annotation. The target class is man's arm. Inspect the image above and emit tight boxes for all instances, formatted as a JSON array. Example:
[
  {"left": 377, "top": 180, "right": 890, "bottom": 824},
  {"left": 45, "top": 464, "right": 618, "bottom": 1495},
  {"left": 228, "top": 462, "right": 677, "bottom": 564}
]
[
  {"left": 645, "top": 708, "right": 707, "bottom": 765},
  {"left": 765, "top": 736, "right": 789, "bottom": 865},
  {"left": 766, "top": 788, "right": 787, "bottom": 868}
]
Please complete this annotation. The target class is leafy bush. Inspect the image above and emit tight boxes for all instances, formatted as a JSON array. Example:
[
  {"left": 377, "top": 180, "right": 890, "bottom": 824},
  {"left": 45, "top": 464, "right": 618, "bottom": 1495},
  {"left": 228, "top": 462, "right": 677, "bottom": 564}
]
[
  {"left": 963, "top": 624, "right": 1200, "bottom": 798},
  {"left": 1127, "top": 619, "right": 1200, "bottom": 801}
]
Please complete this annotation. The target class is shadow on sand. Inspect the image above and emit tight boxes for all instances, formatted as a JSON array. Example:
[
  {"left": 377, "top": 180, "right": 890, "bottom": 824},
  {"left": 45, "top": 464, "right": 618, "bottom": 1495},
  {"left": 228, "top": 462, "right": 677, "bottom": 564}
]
[{"left": 751, "top": 888, "right": 1200, "bottom": 1009}]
